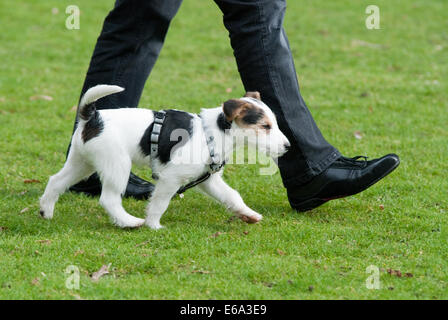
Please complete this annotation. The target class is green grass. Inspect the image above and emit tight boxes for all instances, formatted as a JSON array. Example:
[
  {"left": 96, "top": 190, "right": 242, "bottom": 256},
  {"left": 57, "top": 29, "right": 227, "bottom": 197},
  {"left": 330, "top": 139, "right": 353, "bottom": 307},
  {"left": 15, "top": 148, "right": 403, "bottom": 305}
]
[{"left": 0, "top": 0, "right": 447, "bottom": 299}]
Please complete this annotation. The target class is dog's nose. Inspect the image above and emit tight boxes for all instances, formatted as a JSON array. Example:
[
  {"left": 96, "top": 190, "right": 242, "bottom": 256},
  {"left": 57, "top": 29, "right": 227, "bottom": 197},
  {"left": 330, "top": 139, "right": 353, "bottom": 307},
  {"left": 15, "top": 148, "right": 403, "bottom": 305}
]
[{"left": 284, "top": 142, "right": 291, "bottom": 151}]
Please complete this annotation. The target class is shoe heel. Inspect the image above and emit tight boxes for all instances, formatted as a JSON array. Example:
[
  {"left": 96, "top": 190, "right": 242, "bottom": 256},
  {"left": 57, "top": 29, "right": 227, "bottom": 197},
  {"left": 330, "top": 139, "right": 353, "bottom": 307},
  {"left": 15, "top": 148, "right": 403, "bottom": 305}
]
[{"left": 292, "top": 198, "right": 328, "bottom": 212}]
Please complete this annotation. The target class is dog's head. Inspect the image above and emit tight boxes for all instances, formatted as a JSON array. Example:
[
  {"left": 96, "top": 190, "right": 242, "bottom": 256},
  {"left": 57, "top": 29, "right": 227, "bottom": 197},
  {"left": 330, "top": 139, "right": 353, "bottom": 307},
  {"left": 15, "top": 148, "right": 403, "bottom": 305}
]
[{"left": 223, "top": 91, "right": 290, "bottom": 158}]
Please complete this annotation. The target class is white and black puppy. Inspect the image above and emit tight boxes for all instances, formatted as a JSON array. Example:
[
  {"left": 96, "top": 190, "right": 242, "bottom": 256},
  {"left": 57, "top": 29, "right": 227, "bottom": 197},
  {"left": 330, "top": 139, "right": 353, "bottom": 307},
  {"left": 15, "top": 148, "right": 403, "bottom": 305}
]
[{"left": 40, "top": 85, "right": 290, "bottom": 229}]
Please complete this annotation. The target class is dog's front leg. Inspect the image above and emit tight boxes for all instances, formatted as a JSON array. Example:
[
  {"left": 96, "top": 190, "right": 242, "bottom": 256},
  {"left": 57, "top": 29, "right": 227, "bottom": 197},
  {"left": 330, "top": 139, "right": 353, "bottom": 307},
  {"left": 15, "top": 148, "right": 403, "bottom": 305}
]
[
  {"left": 197, "top": 174, "right": 262, "bottom": 223},
  {"left": 145, "top": 179, "right": 181, "bottom": 230}
]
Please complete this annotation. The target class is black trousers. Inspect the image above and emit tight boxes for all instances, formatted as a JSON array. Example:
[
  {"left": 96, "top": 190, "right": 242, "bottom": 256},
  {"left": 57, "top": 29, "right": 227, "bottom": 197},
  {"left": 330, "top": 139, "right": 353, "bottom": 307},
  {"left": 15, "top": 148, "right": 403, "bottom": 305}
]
[{"left": 74, "top": 0, "right": 340, "bottom": 188}]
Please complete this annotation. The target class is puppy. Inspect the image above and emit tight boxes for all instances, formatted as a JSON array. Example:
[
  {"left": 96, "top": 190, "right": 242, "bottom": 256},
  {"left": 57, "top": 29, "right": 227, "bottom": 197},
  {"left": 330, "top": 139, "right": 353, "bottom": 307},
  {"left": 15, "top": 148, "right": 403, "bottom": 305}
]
[{"left": 40, "top": 85, "right": 290, "bottom": 229}]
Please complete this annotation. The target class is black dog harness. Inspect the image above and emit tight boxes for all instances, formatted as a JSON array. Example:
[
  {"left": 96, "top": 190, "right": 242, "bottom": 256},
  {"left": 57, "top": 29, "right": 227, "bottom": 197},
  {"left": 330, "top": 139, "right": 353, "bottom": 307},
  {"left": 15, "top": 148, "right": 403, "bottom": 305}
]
[{"left": 150, "top": 111, "right": 226, "bottom": 194}]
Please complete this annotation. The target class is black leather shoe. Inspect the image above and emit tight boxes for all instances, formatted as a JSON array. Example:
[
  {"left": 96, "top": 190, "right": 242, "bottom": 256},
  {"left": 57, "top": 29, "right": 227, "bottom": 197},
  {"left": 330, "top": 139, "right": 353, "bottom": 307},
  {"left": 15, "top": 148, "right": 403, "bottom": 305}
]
[
  {"left": 69, "top": 172, "right": 155, "bottom": 200},
  {"left": 288, "top": 153, "right": 400, "bottom": 212}
]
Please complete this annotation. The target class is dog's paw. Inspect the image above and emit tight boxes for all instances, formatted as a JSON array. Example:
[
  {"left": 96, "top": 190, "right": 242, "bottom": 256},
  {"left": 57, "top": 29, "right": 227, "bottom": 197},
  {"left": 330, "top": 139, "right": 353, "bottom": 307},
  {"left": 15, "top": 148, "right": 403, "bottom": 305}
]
[
  {"left": 145, "top": 221, "right": 165, "bottom": 230},
  {"left": 39, "top": 209, "right": 51, "bottom": 219},
  {"left": 39, "top": 204, "right": 54, "bottom": 219},
  {"left": 117, "top": 217, "right": 145, "bottom": 229},
  {"left": 148, "top": 224, "right": 165, "bottom": 230}
]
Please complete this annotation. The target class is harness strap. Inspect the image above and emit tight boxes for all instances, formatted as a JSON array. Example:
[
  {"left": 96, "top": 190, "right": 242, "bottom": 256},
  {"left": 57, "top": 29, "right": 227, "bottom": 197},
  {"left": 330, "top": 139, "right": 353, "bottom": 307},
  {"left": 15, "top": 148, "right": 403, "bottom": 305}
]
[
  {"left": 150, "top": 111, "right": 166, "bottom": 180},
  {"left": 149, "top": 110, "right": 226, "bottom": 194}
]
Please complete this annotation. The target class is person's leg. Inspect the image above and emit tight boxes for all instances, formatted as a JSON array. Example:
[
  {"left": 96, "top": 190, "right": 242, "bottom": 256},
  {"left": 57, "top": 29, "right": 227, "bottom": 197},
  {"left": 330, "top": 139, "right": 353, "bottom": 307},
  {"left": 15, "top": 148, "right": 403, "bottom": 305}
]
[
  {"left": 215, "top": 0, "right": 399, "bottom": 211},
  {"left": 69, "top": 0, "right": 183, "bottom": 199},
  {"left": 214, "top": 0, "right": 338, "bottom": 186}
]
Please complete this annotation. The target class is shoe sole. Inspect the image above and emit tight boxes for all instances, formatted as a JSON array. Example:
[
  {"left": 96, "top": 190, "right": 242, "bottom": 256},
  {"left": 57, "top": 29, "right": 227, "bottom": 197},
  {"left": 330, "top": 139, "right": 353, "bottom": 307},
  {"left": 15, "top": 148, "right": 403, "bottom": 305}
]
[{"left": 293, "top": 158, "right": 400, "bottom": 212}]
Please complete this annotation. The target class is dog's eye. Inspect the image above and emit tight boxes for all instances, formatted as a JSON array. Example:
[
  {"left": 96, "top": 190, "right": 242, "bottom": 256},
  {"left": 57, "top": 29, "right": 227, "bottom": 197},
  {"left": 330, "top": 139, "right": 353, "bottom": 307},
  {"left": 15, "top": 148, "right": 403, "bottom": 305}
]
[{"left": 262, "top": 124, "right": 271, "bottom": 130}]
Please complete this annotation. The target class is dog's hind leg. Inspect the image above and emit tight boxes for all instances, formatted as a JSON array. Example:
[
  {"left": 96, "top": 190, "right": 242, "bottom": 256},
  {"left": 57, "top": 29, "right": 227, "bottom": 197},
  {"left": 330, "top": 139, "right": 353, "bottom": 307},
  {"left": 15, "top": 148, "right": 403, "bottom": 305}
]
[
  {"left": 197, "top": 173, "right": 263, "bottom": 223},
  {"left": 97, "top": 158, "right": 145, "bottom": 228},
  {"left": 40, "top": 151, "right": 94, "bottom": 219}
]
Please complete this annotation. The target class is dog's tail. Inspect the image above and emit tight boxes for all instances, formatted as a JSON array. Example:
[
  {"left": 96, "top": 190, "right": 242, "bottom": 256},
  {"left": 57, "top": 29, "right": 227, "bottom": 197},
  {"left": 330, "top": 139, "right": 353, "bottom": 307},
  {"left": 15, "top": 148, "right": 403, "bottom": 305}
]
[{"left": 78, "top": 85, "right": 124, "bottom": 121}]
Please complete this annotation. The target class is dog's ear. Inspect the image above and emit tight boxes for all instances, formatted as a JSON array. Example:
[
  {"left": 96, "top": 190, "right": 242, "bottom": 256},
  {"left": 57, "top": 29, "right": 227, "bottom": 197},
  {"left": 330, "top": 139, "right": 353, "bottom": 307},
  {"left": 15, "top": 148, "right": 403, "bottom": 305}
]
[
  {"left": 244, "top": 91, "right": 261, "bottom": 100},
  {"left": 223, "top": 99, "right": 249, "bottom": 121}
]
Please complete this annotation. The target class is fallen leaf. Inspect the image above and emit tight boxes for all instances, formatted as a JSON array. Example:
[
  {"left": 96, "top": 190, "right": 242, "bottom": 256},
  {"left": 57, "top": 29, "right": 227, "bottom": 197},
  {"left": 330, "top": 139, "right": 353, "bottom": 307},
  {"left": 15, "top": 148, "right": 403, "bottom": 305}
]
[
  {"left": 263, "top": 282, "right": 274, "bottom": 288},
  {"left": 353, "top": 131, "right": 363, "bottom": 140},
  {"left": 225, "top": 87, "right": 232, "bottom": 93},
  {"left": 243, "top": 231, "right": 249, "bottom": 235},
  {"left": 24, "top": 179, "right": 41, "bottom": 184},
  {"left": 277, "top": 249, "right": 286, "bottom": 256},
  {"left": 74, "top": 250, "right": 84, "bottom": 256},
  {"left": 191, "top": 270, "right": 211, "bottom": 274},
  {"left": 70, "top": 105, "right": 78, "bottom": 112},
  {"left": 360, "top": 92, "right": 369, "bottom": 98},
  {"left": 29, "top": 95, "right": 53, "bottom": 101},
  {"left": 387, "top": 269, "right": 402, "bottom": 277},
  {"left": 31, "top": 278, "right": 40, "bottom": 286},
  {"left": 379, "top": 204, "right": 385, "bottom": 210},
  {"left": 135, "top": 240, "right": 150, "bottom": 247},
  {"left": 20, "top": 207, "right": 29, "bottom": 214},
  {"left": 210, "top": 231, "right": 224, "bottom": 238},
  {"left": 404, "top": 273, "right": 413, "bottom": 278},
  {"left": 0, "top": 226, "right": 7, "bottom": 232},
  {"left": 91, "top": 264, "right": 111, "bottom": 282},
  {"left": 36, "top": 239, "right": 52, "bottom": 245}
]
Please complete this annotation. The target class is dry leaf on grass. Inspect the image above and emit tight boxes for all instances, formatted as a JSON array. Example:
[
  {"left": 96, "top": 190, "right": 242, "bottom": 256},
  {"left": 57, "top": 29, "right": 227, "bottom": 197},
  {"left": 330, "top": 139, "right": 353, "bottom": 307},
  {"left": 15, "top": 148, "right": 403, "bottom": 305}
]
[
  {"left": 135, "top": 240, "right": 150, "bottom": 247},
  {"left": 0, "top": 226, "right": 7, "bottom": 232},
  {"left": 24, "top": 179, "right": 41, "bottom": 184},
  {"left": 387, "top": 269, "right": 412, "bottom": 278},
  {"left": 191, "top": 270, "right": 211, "bottom": 274},
  {"left": 31, "top": 278, "right": 40, "bottom": 286},
  {"left": 91, "top": 264, "right": 111, "bottom": 282},
  {"left": 353, "top": 131, "right": 363, "bottom": 140},
  {"left": 360, "top": 92, "right": 369, "bottom": 98},
  {"left": 36, "top": 239, "right": 52, "bottom": 245},
  {"left": 74, "top": 250, "right": 84, "bottom": 257},
  {"left": 277, "top": 249, "right": 286, "bottom": 256},
  {"left": 20, "top": 207, "right": 29, "bottom": 214},
  {"left": 210, "top": 231, "right": 224, "bottom": 238},
  {"left": 29, "top": 95, "right": 53, "bottom": 101}
]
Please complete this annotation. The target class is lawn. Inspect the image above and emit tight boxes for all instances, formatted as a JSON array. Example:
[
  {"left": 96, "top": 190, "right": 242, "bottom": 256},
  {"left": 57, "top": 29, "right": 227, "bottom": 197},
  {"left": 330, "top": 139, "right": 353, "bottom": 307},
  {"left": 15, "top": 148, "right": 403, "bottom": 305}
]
[{"left": 0, "top": 0, "right": 447, "bottom": 299}]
